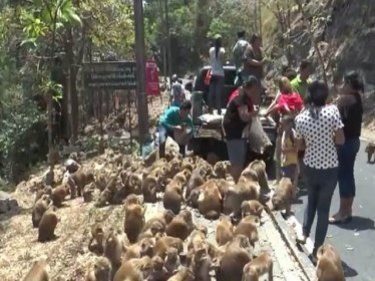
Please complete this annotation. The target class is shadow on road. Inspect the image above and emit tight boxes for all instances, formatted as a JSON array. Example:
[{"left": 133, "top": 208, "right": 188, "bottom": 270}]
[
  {"left": 334, "top": 216, "right": 375, "bottom": 231},
  {"left": 342, "top": 260, "right": 359, "bottom": 278}
]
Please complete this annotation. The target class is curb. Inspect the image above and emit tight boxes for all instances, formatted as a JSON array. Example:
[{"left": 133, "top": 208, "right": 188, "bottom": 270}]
[{"left": 264, "top": 204, "right": 316, "bottom": 281}]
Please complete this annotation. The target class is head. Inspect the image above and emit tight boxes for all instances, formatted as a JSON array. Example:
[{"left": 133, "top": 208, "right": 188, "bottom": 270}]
[
  {"left": 299, "top": 60, "right": 313, "bottom": 80},
  {"left": 281, "top": 65, "right": 297, "bottom": 81},
  {"left": 214, "top": 34, "right": 222, "bottom": 48},
  {"left": 172, "top": 74, "right": 178, "bottom": 82},
  {"left": 307, "top": 81, "right": 329, "bottom": 107},
  {"left": 237, "top": 30, "right": 246, "bottom": 39},
  {"left": 242, "top": 76, "right": 259, "bottom": 98},
  {"left": 342, "top": 71, "right": 364, "bottom": 95},
  {"left": 179, "top": 101, "right": 192, "bottom": 119},
  {"left": 278, "top": 76, "right": 293, "bottom": 93},
  {"left": 250, "top": 34, "right": 262, "bottom": 48}
]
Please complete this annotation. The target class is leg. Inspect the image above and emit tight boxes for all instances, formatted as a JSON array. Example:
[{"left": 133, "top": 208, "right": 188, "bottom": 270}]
[
  {"left": 215, "top": 76, "right": 224, "bottom": 114},
  {"left": 158, "top": 126, "right": 168, "bottom": 158},
  {"left": 314, "top": 168, "right": 338, "bottom": 250},
  {"left": 302, "top": 166, "right": 319, "bottom": 238},
  {"left": 208, "top": 76, "right": 217, "bottom": 112},
  {"left": 227, "top": 139, "right": 247, "bottom": 183}
]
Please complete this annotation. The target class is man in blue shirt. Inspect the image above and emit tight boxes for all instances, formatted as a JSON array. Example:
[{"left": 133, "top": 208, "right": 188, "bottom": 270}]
[{"left": 158, "top": 101, "right": 193, "bottom": 157}]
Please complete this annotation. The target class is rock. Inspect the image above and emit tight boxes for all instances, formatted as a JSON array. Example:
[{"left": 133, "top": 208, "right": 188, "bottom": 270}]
[{"left": 0, "top": 191, "right": 19, "bottom": 214}]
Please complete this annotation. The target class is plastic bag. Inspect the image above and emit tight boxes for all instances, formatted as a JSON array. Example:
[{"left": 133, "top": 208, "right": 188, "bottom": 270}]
[{"left": 242, "top": 116, "right": 272, "bottom": 154}]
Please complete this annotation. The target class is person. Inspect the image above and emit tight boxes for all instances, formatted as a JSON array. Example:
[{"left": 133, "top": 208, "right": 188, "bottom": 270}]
[
  {"left": 242, "top": 34, "right": 264, "bottom": 86},
  {"left": 329, "top": 72, "right": 364, "bottom": 224},
  {"left": 265, "top": 77, "right": 304, "bottom": 117},
  {"left": 232, "top": 30, "right": 250, "bottom": 84},
  {"left": 280, "top": 115, "right": 299, "bottom": 188},
  {"left": 209, "top": 34, "right": 225, "bottom": 114},
  {"left": 158, "top": 101, "right": 193, "bottom": 157},
  {"left": 223, "top": 76, "right": 259, "bottom": 183},
  {"left": 294, "top": 81, "right": 345, "bottom": 260},
  {"left": 291, "top": 60, "right": 313, "bottom": 101},
  {"left": 170, "top": 74, "right": 185, "bottom": 107}
]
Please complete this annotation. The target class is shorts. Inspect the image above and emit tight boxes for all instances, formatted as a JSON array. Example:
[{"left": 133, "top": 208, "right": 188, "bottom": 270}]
[
  {"left": 226, "top": 139, "right": 247, "bottom": 167},
  {"left": 281, "top": 164, "right": 297, "bottom": 180}
]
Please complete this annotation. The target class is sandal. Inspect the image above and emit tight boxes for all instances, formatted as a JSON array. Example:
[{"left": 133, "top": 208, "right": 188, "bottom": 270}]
[
  {"left": 329, "top": 215, "right": 352, "bottom": 224},
  {"left": 296, "top": 234, "right": 307, "bottom": 245}
]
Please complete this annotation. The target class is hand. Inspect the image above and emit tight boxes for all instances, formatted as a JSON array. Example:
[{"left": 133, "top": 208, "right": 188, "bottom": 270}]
[{"left": 173, "top": 125, "right": 183, "bottom": 131}]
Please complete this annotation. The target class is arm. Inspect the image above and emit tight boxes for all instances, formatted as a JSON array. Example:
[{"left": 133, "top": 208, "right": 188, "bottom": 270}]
[
  {"left": 334, "top": 128, "right": 345, "bottom": 146},
  {"left": 332, "top": 105, "right": 345, "bottom": 145},
  {"left": 160, "top": 109, "right": 179, "bottom": 131},
  {"left": 238, "top": 105, "right": 253, "bottom": 122},
  {"left": 265, "top": 92, "right": 281, "bottom": 116}
]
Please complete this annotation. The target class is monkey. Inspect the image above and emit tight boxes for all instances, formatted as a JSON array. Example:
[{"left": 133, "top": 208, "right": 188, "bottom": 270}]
[
  {"left": 213, "top": 161, "right": 230, "bottom": 179},
  {"left": 51, "top": 184, "right": 69, "bottom": 207},
  {"left": 124, "top": 203, "right": 146, "bottom": 243},
  {"left": 240, "top": 168, "right": 259, "bottom": 182},
  {"left": 124, "top": 194, "right": 143, "bottom": 206},
  {"left": 216, "top": 234, "right": 253, "bottom": 281},
  {"left": 166, "top": 210, "right": 194, "bottom": 241},
  {"left": 164, "top": 247, "right": 180, "bottom": 277},
  {"left": 85, "top": 256, "right": 112, "bottom": 281},
  {"left": 35, "top": 186, "right": 53, "bottom": 203},
  {"left": 163, "top": 179, "right": 184, "bottom": 214},
  {"left": 191, "top": 247, "right": 212, "bottom": 281},
  {"left": 65, "top": 158, "right": 81, "bottom": 173},
  {"left": 272, "top": 177, "right": 296, "bottom": 216},
  {"left": 113, "top": 256, "right": 152, "bottom": 281},
  {"left": 248, "top": 160, "right": 270, "bottom": 193},
  {"left": 68, "top": 169, "right": 95, "bottom": 198},
  {"left": 83, "top": 182, "right": 95, "bottom": 203},
  {"left": 197, "top": 179, "right": 222, "bottom": 220},
  {"left": 104, "top": 228, "right": 128, "bottom": 271},
  {"left": 234, "top": 215, "right": 259, "bottom": 246},
  {"left": 242, "top": 252, "right": 273, "bottom": 281},
  {"left": 316, "top": 244, "right": 345, "bottom": 281},
  {"left": 167, "top": 267, "right": 195, "bottom": 281},
  {"left": 147, "top": 255, "right": 169, "bottom": 281},
  {"left": 143, "top": 209, "right": 175, "bottom": 235},
  {"left": 38, "top": 206, "right": 58, "bottom": 242},
  {"left": 95, "top": 173, "right": 108, "bottom": 191},
  {"left": 23, "top": 259, "right": 49, "bottom": 281},
  {"left": 185, "top": 168, "right": 206, "bottom": 200},
  {"left": 365, "top": 142, "right": 375, "bottom": 163},
  {"left": 153, "top": 235, "right": 184, "bottom": 259},
  {"left": 32, "top": 194, "right": 51, "bottom": 228},
  {"left": 88, "top": 223, "right": 105, "bottom": 255},
  {"left": 122, "top": 237, "right": 154, "bottom": 262},
  {"left": 216, "top": 215, "right": 234, "bottom": 246},
  {"left": 241, "top": 200, "right": 264, "bottom": 219},
  {"left": 186, "top": 228, "right": 207, "bottom": 257},
  {"left": 127, "top": 172, "right": 143, "bottom": 195},
  {"left": 142, "top": 175, "right": 158, "bottom": 203}
]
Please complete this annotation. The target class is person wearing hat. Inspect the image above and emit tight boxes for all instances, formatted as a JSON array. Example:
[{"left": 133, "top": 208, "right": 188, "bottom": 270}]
[
  {"left": 208, "top": 34, "right": 225, "bottom": 114},
  {"left": 223, "top": 76, "right": 260, "bottom": 183}
]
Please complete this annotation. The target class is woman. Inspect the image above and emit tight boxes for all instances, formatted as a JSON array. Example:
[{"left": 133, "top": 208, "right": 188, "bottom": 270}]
[
  {"left": 223, "top": 76, "right": 259, "bottom": 183},
  {"left": 209, "top": 34, "right": 225, "bottom": 114},
  {"left": 329, "top": 72, "right": 364, "bottom": 224},
  {"left": 294, "top": 81, "right": 345, "bottom": 259}
]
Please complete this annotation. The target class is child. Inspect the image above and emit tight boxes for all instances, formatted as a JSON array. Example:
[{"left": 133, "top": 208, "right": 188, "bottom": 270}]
[{"left": 280, "top": 115, "right": 299, "bottom": 188}]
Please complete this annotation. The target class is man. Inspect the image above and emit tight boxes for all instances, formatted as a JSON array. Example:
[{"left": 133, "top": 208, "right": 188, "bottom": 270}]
[
  {"left": 223, "top": 76, "right": 260, "bottom": 183},
  {"left": 158, "top": 101, "right": 193, "bottom": 157},
  {"left": 291, "top": 60, "right": 313, "bottom": 101},
  {"left": 170, "top": 74, "right": 185, "bottom": 107},
  {"left": 232, "top": 30, "right": 250, "bottom": 73}
]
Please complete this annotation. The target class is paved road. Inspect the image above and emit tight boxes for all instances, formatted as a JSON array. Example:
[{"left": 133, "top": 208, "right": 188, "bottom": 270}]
[{"left": 292, "top": 140, "right": 375, "bottom": 281}]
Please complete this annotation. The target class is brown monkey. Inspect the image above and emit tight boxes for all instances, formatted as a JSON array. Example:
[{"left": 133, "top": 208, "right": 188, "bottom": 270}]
[
  {"left": 234, "top": 215, "right": 259, "bottom": 246},
  {"left": 166, "top": 210, "right": 194, "bottom": 241},
  {"left": 153, "top": 235, "right": 184, "bottom": 258},
  {"left": 242, "top": 252, "right": 273, "bottom": 281},
  {"left": 316, "top": 244, "right": 345, "bottom": 281},
  {"left": 185, "top": 168, "right": 205, "bottom": 200},
  {"left": 85, "top": 256, "right": 112, "bottom": 281},
  {"left": 248, "top": 160, "right": 270, "bottom": 192},
  {"left": 68, "top": 169, "right": 95, "bottom": 198},
  {"left": 167, "top": 267, "right": 195, "bottom": 281},
  {"left": 163, "top": 180, "right": 183, "bottom": 214},
  {"left": 124, "top": 203, "right": 145, "bottom": 243},
  {"left": 216, "top": 215, "right": 234, "bottom": 246},
  {"left": 187, "top": 228, "right": 207, "bottom": 255},
  {"left": 124, "top": 194, "right": 143, "bottom": 206},
  {"left": 122, "top": 237, "right": 154, "bottom": 262},
  {"left": 23, "top": 259, "right": 49, "bottom": 281},
  {"left": 104, "top": 228, "right": 128, "bottom": 269},
  {"left": 113, "top": 256, "right": 152, "bottom": 281},
  {"left": 191, "top": 247, "right": 212, "bottom": 281},
  {"left": 148, "top": 256, "right": 169, "bottom": 281},
  {"left": 83, "top": 182, "right": 96, "bottom": 203},
  {"left": 241, "top": 200, "right": 264, "bottom": 218},
  {"left": 164, "top": 247, "right": 180, "bottom": 276},
  {"left": 88, "top": 223, "right": 105, "bottom": 255},
  {"left": 35, "top": 186, "right": 53, "bottom": 203},
  {"left": 51, "top": 184, "right": 69, "bottom": 207},
  {"left": 38, "top": 206, "right": 58, "bottom": 242},
  {"left": 213, "top": 161, "right": 230, "bottom": 179},
  {"left": 32, "top": 194, "right": 51, "bottom": 228},
  {"left": 143, "top": 209, "right": 174, "bottom": 235},
  {"left": 142, "top": 175, "right": 158, "bottom": 203},
  {"left": 272, "top": 177, "right": 295, "bottom": 215},
  {"left": 365, "top": 142, "right": 375, "bottom": 163},
  {"left": 197, "top": 180, "right": 222, "bottom": 220}
]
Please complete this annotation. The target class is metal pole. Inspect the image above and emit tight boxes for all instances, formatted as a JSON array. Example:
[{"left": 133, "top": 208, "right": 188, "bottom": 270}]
[{"left": 133, "top": 0, "right": 150, "bottom": 146}]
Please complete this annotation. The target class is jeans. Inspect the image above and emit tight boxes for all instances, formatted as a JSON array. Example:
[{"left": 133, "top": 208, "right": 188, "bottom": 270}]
[
  {"left": 338, "top": 138, "right": 360, "bottom": 198},
  {"left": 158, "top": 126, "right": 186, "bottom": 157},
  {"left": 302, "top": 165, "right": 338, "bottom": 250},
  {"left": 208, "top": 75, "right": 224, "bottom": 113}
]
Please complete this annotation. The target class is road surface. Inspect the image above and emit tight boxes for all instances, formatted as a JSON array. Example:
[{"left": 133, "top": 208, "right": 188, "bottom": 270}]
[{"left": 291, "top": 140, "right": 375, "bottom": 281}]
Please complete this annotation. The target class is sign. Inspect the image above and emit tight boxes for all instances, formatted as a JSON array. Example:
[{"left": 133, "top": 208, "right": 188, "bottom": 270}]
[
  {"left": 145, "top": 59, "right": 160, "bottom": 96},
  {"left": 83, "top": 61, "right": 137, "bottom": 89}
]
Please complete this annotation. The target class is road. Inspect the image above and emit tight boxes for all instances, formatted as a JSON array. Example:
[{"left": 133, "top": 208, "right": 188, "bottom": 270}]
[{"left": 291, "top": 140, "right": 375, "bottom": 281}]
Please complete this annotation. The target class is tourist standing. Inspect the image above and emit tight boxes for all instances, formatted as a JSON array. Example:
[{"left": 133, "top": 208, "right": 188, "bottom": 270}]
[{"left": 209, "top": 34, "right": 225, "bottom": 114}]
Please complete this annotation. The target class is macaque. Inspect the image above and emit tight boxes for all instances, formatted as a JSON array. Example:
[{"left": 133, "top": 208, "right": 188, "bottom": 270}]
[
  {"left": 51, "top": 184, "right": 69, "bottom": 207},
  {"left": 113, "top": 256, "right": 152, "bottom": 281},
  {"left": 142, "top": 175, "right": 158, "bottom": 203},
  {"left": 85, "top": 257, "right": 112, "bottom": 281},
  {"left": 167, "top": 267, "right": 194, "bottom": 281},
  {"left": 197, "top": 180, "right": 222, "bottom": 220},
  {"left": 23, "top": 260, "right": 49, "bottom": 281},
  {"left": 147, "top": 256, "right": 169, "bottom": 281},
  {"left": 166, "top": 210, "right": 194, "bottom": 241},
  {"left": 124, "top": 203, "right": 146, "bottom": 243},
  {"left": 32, "top": 194, "right": 51, "bottom": 228},
  {"left": 164, "top": 247, "right": 180, "bottom": 276},
  {"left": 68, "top": 169, "right": 95, "bottom": 198},
  {"left": 104, "top": 228, "right": 128, "bottom": 269},
  {"left": 242, "top": 252, "right": 273, "bottom": 281},
  {"left": 234, "top": 215, "right": 259, "bottom": 246},
  {"left": 38, "top": 206, "right": 58, "bottom": 242},
  {"left": 213, "top": 161, "right": 230, "bottom": 179},
  {"left": 365, "top": 142, "right": 375, "bottom": 163},
  {"left": 153, "top": 236, "right": 184, "bottom": 259},
  {"left": 316, "top": 244, "right": 345, "bottom": 281},
  {"left": 248, "top": 160, "right": 270, "bottom": 193},
  {"left": 88, "top": 223, "right": 105, "bottom": 255},
  {"left": 272, "top": 177, "right": 295, "bottom": 216},
  {"left": 216, "top": 216, "right": 234, "bottom": 246},
  {"left": 163, "top": 180, "right": 183, "bottom": 214},
  {"left": 241, "top": 200, "right": 264, "bottom": 218}
]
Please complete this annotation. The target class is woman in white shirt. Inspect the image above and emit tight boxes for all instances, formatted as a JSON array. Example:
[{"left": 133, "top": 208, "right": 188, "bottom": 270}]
[
  {"left": 209, "top": 34, "right": 225, "bottom": 115},
  {"left": 294, "top": 81, "right": 345, "bottom": 261}
]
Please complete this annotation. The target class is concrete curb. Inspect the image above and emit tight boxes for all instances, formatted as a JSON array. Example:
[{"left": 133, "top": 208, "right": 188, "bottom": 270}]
[{"left": 264, "top": 205, "right": 316, "bottom": 281}]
